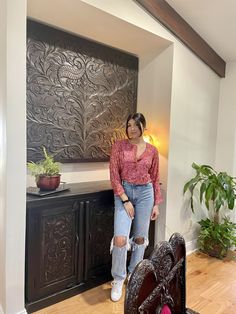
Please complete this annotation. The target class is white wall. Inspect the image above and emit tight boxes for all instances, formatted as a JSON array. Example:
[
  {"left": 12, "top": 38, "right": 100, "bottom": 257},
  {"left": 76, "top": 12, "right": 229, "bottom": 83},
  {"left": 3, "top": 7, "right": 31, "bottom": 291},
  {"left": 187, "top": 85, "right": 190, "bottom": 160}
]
[
  {"left": 167, "top": 43, "right": 220, "bottom": 247},
  {"left": 0, "top": 0, "right": 7, "bottom": 311},
  {"left": 216, "top": 61, "right": 236, "bottom": 223},
  {"left": 216, "top": 62, "right": 236, "bottom": 174},
  {"left": 138, "top": 45, "right": 174, "bottom": 241},
  {"left": 27, "top": 162, "right": 110, "bottom": 186},
  {"left": 0, "top": 0, "right": 27, "bottom": 313}
]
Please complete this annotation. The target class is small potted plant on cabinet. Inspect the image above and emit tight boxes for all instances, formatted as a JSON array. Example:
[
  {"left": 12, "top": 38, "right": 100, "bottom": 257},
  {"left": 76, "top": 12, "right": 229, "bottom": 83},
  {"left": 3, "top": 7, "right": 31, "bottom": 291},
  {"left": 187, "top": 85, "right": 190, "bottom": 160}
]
[
  {"left": 183, "top": 162, "right": 236, "bottom": 259},
  {"left": 27, "top": 147, "right": 61, "bottom": 191}
]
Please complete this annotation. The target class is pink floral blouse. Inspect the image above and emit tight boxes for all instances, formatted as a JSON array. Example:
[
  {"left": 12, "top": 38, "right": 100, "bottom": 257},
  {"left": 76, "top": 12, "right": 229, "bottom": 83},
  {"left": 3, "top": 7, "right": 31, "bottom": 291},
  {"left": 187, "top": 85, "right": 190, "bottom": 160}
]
[{"left": 109, "top": 139, "right": 162, "bottom": 205}]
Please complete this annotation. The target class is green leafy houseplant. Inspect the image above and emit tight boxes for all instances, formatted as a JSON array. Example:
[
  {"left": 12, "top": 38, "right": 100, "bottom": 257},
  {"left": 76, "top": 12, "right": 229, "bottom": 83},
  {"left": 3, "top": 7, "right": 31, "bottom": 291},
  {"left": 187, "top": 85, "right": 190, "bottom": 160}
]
[
  {"left": 27, "top": 147, "right": 61, "bottom": 191},
  {"left": 183, "top": 163, "right": 236, "bottom": 259}
]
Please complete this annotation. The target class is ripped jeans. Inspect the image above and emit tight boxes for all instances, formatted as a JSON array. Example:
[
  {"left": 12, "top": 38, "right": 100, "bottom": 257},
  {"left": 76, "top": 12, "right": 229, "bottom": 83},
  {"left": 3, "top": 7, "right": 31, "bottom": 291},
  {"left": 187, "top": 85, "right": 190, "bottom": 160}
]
[{"left": 110, "top": 181, "right": 154, "bottom": 281}]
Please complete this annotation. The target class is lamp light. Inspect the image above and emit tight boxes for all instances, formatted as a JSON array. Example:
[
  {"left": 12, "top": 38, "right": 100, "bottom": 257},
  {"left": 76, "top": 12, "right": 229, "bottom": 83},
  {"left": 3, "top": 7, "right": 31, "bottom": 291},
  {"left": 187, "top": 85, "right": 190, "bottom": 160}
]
[{"left": 143, "top": 132, "right": 160, "bottom": 149}]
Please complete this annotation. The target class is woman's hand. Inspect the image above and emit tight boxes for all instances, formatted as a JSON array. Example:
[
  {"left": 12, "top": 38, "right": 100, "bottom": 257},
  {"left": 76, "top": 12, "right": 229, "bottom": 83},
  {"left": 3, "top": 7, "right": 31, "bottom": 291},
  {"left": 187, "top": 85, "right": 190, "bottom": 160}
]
[
  {"left": 124, "top": 201, "right": 135, "bottom": 219},
  {"left": 151, "top": 205, "right": 159, "bottom": 220}
]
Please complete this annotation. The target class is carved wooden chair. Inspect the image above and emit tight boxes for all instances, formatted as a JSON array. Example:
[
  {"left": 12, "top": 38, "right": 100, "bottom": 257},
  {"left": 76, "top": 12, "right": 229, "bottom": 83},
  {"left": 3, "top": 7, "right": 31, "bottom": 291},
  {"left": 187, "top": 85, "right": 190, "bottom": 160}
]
[{"left": 124, "top": 233, "right": 199, "bottom": 314}]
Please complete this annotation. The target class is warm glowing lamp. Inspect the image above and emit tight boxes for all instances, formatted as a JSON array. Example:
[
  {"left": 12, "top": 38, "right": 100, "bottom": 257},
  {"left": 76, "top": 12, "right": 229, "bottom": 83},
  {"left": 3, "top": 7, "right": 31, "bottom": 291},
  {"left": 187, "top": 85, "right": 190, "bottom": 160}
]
[{"left": 143, "top": 131, "right": 160, "bottom": 149}]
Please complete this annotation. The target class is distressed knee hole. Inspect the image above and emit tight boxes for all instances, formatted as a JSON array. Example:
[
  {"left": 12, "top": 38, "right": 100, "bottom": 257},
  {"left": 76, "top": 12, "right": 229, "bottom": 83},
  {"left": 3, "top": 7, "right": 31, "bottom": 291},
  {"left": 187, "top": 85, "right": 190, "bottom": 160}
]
[
  {"left": 114, "top": 236, "right": 127, "bottom": 247},
  {"left": 134, "top": 237, "right": 145, "bottom": 245},
  {"left": 130, "top": 237, "right": 149, "bottom": 251}
]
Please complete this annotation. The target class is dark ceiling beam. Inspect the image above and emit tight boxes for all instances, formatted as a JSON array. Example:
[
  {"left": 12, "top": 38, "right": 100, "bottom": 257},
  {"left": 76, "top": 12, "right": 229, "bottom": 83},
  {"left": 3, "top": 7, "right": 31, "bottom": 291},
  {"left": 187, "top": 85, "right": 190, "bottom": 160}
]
[{"left": 135, "top": 0, "right": 226, "bottom": 77}]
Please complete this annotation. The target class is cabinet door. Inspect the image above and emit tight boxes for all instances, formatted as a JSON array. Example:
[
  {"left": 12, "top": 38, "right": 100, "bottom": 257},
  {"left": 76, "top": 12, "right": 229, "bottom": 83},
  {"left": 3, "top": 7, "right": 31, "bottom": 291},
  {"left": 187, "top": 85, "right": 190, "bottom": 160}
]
[
  {"left": 84, "top": 191, "right": 114, "bottom": 281},
  {"left": 26, "top": 198, "right": 83, "bottom": 302}
]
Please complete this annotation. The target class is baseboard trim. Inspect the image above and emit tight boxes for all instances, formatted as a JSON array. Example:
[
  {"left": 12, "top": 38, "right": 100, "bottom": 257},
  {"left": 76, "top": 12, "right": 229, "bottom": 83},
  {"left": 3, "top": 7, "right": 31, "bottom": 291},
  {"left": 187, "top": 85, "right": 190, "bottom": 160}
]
[
  {"left": 186, "top": 239, "right": 198, "bottom": 255},
  {"left": 0, "top": 305, "right": 27, "bottom": 314},
  {"left": 16, "top": 310, "right": 27, "bottom": 314}
]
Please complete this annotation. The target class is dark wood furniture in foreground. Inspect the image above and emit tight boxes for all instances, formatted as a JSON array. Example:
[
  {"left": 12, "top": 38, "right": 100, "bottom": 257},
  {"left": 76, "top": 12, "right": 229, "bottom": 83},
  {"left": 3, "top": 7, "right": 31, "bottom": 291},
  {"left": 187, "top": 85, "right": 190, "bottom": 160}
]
[
  {"left": 25, "top": 181, "right": 155, "bottom": 313},
  {"left": 125, "top": 233, "right": 199, "bottom": 314}
]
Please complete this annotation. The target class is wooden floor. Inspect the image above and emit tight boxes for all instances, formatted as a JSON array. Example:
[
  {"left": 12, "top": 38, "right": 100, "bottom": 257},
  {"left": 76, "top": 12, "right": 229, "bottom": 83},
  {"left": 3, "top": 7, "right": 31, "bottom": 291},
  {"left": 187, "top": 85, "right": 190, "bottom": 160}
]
[{"left": 34, "top": 251, "right": 236, "bottom": 314}]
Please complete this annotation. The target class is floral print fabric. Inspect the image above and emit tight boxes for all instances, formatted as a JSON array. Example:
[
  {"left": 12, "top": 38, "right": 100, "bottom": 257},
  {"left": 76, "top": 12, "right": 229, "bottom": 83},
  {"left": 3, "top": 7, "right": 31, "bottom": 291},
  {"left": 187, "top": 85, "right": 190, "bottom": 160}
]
[{"left": 109, "top": 139, "right": 162, "bottom": 205}]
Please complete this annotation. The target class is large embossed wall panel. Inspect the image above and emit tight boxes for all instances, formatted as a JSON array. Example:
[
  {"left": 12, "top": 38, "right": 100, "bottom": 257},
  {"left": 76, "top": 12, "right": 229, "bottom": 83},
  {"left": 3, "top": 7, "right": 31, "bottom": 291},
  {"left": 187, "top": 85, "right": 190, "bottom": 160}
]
[{"left": 27, "top": 20, "right": 138, "bottom": 162}]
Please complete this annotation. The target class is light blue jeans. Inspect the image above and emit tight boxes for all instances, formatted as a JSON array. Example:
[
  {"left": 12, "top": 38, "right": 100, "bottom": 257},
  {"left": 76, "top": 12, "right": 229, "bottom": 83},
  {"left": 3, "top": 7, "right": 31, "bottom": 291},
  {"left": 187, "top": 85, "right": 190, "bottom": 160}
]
[{"left": 111, "top": 181, "right": 154, "bottom": 281}]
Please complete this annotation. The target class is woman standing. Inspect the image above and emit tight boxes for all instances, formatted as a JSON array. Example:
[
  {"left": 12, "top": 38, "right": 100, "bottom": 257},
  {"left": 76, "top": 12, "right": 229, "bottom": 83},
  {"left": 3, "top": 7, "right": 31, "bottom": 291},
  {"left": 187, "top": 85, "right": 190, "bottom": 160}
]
[{"left": 109, "top": 112, "right": 162, "bottom": 302}]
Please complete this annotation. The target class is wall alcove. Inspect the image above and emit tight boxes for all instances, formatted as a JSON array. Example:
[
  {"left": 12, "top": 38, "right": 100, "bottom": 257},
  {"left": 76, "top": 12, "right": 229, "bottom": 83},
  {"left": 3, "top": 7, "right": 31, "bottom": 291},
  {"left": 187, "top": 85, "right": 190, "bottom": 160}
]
[{"left": 27, "top": 0, "right": 173, "bottom": 242}]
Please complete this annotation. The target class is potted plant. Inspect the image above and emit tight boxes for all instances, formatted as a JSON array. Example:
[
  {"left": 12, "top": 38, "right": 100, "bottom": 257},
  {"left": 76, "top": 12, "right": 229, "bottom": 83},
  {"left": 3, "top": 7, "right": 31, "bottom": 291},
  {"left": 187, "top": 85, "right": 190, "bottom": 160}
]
[
  {"left": 183, "top": 162, "right": 236, "bottom": 259},
  {"left": 27, "top": 147, "right": 61, "bottom": 191}
]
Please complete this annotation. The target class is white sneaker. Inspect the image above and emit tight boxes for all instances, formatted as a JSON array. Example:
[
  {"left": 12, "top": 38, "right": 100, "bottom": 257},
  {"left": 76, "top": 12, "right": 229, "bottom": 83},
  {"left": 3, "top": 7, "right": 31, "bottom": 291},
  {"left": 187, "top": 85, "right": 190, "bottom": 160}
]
[{"left": 111, "top": 280, "right": 124, "bottom": 302}]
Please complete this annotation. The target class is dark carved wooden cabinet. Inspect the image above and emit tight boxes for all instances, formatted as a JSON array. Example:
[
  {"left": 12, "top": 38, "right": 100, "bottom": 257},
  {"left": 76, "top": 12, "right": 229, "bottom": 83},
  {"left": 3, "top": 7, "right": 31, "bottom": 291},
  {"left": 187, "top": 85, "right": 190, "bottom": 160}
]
[
  {"left": 25, "top": 181, "right": 155, "bottom": 312},
  {"left": 26, "top": 198, "right": 82, "bottom": 303},
  {"left": 85, "top": 197, "right": 114, "bottom": 281}
]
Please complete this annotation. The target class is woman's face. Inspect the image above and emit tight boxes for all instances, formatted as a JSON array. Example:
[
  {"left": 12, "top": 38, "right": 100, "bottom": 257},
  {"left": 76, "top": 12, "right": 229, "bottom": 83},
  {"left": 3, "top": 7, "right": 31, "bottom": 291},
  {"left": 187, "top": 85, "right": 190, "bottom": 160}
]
[{"left": 127, "top": 119, "right": 142, "bottom": 139}]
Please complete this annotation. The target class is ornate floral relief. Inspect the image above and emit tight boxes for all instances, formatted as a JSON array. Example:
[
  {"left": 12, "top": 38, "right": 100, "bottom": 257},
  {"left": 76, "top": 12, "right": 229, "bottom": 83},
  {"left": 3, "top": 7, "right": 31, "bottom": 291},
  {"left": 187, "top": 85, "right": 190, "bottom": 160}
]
[
  {"left": 88, "top": 201, "right": 114, "bottom": 268},
  {"left": 27, "top": 20, "right": 138, "bottom": 162},
  {"left": 40, "top": 211, "right": 75, "bottom": 285}
]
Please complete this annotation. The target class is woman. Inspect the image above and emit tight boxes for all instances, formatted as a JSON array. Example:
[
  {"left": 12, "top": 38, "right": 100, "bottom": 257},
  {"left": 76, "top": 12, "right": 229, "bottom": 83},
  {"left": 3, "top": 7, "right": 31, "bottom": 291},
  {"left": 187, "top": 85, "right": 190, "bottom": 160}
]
[{"left": 109, "top": 112, "right": 162, "bottom": 302}]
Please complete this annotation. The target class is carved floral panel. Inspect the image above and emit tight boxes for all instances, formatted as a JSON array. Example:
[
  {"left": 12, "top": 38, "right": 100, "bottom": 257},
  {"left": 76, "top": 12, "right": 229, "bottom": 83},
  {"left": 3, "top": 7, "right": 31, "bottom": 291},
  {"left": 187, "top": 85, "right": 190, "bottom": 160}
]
[
  {"left": 88, "top": 199, "right": 114, "bottom": 268},
  {"left": 27, "top": 20, "right": 138, "bottom": 162},
  {"left": 40, "top": 211, "right": 75, "bottom": 285}
]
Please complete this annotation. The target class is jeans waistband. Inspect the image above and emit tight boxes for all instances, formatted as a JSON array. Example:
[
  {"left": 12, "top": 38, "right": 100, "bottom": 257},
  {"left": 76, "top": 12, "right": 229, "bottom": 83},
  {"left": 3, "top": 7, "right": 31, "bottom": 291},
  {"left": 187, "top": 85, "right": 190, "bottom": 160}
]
[{"left": 122, "top": 180, "right": 152, "bottom": 187}]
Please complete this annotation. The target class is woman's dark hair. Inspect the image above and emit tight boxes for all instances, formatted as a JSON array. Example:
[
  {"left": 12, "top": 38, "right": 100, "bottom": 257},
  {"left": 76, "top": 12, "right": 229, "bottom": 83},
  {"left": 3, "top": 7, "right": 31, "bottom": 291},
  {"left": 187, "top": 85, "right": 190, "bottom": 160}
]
[{"left": 126, "top": 113, "right": 146, "bottom": 138}]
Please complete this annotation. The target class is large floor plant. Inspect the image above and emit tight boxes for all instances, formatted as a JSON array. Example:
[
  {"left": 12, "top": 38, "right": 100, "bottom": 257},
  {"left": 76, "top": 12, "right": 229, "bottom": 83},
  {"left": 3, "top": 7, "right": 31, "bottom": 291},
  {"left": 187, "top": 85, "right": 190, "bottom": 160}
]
[{"left": 184, "top": 163, "right": 236, "bottom": 259}]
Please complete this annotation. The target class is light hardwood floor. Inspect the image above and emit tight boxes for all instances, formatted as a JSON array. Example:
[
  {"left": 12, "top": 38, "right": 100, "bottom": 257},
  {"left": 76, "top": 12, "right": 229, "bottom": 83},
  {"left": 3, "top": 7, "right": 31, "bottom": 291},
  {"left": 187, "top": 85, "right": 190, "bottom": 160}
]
[{"left": 34, "top": 251, "right": 236, "bottom": 314}]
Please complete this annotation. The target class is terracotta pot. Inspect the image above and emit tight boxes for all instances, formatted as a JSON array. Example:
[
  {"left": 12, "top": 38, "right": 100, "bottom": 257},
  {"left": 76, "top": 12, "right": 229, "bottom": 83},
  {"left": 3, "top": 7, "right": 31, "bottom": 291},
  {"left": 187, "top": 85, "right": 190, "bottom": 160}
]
[{"left": 36, "top": 175, "right": 61, "bottom": 191}]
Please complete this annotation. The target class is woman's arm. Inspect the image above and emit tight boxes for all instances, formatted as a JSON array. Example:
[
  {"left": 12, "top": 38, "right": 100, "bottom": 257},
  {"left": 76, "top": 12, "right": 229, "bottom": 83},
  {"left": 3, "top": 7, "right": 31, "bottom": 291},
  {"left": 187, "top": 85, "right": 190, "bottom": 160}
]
[
  {"left": 149, "top": 148, "right": 162, "bottom": 220},
  {"left": 149, "top": 148, "right": 162, "bottom": 206},
  {"left": 109, "top": 141, "right": 134, "bottom": 218},
  {"left": 109, "top": 141, "right": 124, "bottom": 196}
]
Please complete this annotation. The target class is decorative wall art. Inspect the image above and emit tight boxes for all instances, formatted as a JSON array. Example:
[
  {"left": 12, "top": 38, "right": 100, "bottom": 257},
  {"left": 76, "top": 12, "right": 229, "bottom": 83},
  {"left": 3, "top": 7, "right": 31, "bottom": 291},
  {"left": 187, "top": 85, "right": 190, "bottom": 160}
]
[{"left": 27, "top": 20, "right": 138, "bottom": 162}]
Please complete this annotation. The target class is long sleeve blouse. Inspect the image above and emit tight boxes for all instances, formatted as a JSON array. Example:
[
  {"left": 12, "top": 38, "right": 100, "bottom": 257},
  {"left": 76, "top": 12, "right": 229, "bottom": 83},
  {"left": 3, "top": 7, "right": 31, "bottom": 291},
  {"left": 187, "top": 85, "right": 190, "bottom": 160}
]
[{"left": 109, "top": 139, "right": 162, "bottom": 205}]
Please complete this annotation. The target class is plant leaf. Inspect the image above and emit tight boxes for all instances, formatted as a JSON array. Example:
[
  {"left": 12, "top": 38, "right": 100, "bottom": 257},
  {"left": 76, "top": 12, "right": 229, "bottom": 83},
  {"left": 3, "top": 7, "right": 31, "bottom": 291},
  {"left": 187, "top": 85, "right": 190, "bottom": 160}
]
[{"left": 183, "top": 176, "right": 199, "bottom": 194}]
